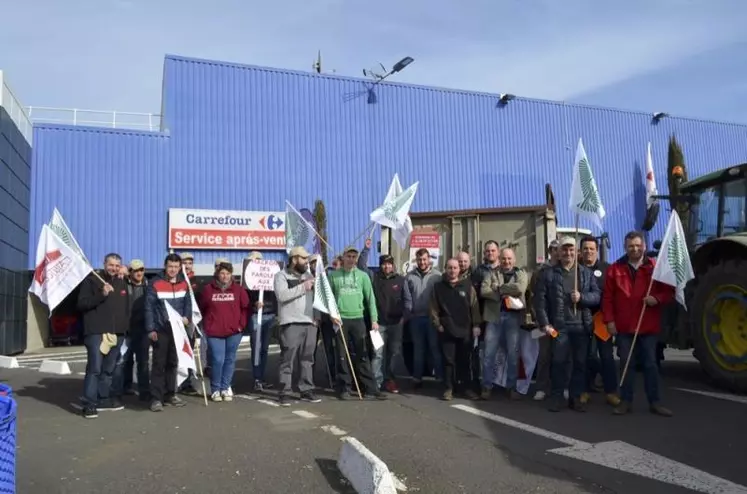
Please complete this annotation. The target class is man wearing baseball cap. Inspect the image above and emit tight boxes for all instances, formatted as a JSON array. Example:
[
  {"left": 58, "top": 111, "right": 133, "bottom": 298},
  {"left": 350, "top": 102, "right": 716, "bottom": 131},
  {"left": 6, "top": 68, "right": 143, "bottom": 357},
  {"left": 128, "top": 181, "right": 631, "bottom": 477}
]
[
  {"left": 533, "top": 236, "right": 601, "bottom": 413},
  {"left": 113, "top": 259, "right": 150, "bottom": 401},
  {"left": 328, "top": 246, "right": 386, "bottom": 400},
  {"left": 274, "top": 246, "right": 321, "bottom": 406}
]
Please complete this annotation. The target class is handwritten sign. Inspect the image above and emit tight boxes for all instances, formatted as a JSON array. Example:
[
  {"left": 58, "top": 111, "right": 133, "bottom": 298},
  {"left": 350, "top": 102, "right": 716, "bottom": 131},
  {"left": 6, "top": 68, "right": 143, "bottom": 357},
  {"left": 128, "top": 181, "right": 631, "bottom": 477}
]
[{"left": 243, "top": 259, "right": 281, "bottom": 291}]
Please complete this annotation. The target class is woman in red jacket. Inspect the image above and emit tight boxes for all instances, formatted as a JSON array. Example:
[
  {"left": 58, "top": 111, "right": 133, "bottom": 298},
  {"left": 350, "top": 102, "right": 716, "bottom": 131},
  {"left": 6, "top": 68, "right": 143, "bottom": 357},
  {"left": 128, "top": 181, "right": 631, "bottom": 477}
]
[{"left": 200, "top": 262, "right": 250, "bottom": 402}]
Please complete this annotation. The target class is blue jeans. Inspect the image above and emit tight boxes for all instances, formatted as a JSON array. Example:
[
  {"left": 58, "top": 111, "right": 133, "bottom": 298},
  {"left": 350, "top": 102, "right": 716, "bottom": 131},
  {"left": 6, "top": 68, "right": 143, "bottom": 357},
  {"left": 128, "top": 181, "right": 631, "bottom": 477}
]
[
  {"left": 112, "top": 332, "right": 151, "bottom": 398},
  {"left": 551, "top": 331, "right": 589, "bottom": 400},
  {"left": 587, "top": 335, "right": 617, "bottom": 394},
  {"left": 250, "top": 314, "right": 274, "bottom": 382},
  {"left": 410, "top": 316, "right": 442, "bottom": 381},
  {"left": 617, "top": 333, "right": 660, "bottom": 404},
  {"left": 482, "top": 312, "right": 521, "bottom": 389},
  {"left": 83, "top": 334, "right": 123, "bottom": 406},
  {"left": 207, "top": 333, "right": 243, "bottom": 394},
  {"left": 372, "top": 322, "right": 403, "bottom": 388}
]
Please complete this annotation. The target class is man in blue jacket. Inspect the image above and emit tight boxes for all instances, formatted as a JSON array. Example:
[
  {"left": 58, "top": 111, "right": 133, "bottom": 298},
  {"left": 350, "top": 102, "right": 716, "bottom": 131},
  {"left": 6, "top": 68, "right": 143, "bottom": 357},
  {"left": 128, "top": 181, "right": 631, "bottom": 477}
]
[
  {"left": 145, "top": 253, "right": 193, "bottom": 412},
  {"left": 534, "top": 237, "right": 600, "bottom": 413}
]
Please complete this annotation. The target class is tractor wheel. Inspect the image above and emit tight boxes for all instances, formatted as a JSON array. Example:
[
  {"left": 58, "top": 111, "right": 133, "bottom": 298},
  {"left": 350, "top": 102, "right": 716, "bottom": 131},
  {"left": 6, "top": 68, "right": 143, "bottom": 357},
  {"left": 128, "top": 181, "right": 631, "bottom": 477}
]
[{"left": 690, "top": 258, "right": 747, "bottom": 393}]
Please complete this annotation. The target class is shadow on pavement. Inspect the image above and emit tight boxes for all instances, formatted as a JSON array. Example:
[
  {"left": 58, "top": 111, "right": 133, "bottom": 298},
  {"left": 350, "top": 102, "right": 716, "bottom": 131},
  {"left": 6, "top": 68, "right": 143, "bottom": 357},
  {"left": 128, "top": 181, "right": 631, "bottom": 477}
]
[
  {"left": 14, "top": 376, "right": 85, "bottom": 415},
  {"left": 315, "top": 458, "right": 356, "bottom": 494}
]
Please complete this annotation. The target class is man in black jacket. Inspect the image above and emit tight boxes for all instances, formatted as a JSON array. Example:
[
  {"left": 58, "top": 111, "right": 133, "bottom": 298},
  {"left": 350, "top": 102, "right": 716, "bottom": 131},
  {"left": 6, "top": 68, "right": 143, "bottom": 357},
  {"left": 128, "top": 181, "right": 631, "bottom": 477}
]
[
  {"left": 579, "top": 236, "right": 620, "bottom": 407},
  {"left": 372, "top": 254, "right": 405, "bottom": 394},
  {"left": 429, "top": 258, "right": 482, "bottom": 401},
  {"left": 77, "top": 253, "right": 131, "bottom": 419},
  {"left": 534, "top": 237, "right": 600, "bottom": 413},
  {"left": 113, "top": 259, "right": 150, "bottom": 401}
]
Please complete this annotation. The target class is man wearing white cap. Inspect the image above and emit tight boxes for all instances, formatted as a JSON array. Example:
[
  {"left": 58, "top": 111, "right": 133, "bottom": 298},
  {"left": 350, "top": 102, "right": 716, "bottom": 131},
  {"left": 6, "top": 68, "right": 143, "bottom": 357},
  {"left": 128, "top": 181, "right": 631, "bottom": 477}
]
[{"left": 534, "top": 237, "right": 600, "bottom": 413}]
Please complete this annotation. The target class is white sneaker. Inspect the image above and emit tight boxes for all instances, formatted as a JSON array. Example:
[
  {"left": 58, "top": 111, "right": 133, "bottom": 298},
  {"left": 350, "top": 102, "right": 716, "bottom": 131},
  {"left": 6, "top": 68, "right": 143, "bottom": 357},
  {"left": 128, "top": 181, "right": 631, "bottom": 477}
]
[
  {"left": 210, "top": 391, "right": 223, "bottom": 402},
  {"left": 221, "top": 388, "right": 234, "bottom": 402},
  {"left": 533, "top": 391, "right": 546, "bottom": 401}
]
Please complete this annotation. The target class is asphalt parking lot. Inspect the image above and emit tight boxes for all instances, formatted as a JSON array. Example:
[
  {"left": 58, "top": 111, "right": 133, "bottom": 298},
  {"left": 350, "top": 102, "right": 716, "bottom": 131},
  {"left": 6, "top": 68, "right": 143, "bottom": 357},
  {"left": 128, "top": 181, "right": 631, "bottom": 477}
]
[{"left": 4, "top": 345, "right": 747, "bottom": 493}]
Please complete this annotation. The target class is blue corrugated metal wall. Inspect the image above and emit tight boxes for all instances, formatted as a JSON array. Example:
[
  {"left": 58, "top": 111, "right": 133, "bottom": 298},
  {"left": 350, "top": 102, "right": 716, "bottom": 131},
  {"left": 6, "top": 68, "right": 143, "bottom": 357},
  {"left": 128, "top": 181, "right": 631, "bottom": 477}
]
[
  {"left": 29, "top": 54, "right": 747, "bottom": 268},
  {"left": 0, "top": 106, "right": 31, "bottom": 354}
]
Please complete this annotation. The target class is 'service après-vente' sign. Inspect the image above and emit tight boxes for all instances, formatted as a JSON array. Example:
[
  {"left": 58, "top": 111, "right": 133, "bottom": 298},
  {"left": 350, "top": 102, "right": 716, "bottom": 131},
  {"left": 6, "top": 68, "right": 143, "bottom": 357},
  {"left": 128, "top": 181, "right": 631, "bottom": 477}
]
[{"left": 168, "top": 208, "right": 286, "bottom": 250}]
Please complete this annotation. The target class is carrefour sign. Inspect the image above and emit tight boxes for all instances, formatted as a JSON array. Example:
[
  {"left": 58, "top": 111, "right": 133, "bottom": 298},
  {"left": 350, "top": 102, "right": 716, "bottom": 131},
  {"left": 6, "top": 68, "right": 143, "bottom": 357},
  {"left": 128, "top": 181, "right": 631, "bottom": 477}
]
[{"left": 168, "top": 208, "right": 285, "bottom": 250}]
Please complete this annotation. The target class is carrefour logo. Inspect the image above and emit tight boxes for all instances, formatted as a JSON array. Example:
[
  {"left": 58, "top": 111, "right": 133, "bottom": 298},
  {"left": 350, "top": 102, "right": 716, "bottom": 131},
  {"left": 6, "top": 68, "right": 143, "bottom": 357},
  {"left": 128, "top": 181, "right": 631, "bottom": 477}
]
[{"left": 260, "top": 215, "right": 284, "bottom": 230}]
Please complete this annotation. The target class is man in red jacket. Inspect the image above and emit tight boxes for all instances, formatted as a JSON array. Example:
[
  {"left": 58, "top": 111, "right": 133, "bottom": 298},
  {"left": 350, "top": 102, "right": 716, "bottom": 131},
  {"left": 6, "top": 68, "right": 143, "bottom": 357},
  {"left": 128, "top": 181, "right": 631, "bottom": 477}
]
[{"left": 602, "top": 231, "right": 674, "bottom": 417}]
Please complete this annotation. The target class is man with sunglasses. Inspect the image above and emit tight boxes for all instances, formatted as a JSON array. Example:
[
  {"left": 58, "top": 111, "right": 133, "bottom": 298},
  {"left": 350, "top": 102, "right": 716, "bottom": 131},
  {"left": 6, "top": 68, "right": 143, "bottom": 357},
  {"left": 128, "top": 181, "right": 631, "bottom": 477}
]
[{"left": 114, "top": 259, "right": 151, "bottom": 400}]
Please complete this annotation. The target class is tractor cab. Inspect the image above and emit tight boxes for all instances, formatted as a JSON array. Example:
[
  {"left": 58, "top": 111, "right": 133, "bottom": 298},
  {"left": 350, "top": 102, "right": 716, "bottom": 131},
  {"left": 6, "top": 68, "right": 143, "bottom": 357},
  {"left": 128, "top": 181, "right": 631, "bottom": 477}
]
[{"left": 680, "top": 163, "right": 747, "bottom": 249}]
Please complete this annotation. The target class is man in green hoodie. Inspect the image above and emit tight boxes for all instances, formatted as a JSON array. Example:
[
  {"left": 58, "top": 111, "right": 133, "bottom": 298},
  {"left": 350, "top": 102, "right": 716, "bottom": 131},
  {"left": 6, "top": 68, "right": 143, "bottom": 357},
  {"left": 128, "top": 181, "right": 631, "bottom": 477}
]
[{"left": 328, "top": 246, "right": 387, "bottom": 401}]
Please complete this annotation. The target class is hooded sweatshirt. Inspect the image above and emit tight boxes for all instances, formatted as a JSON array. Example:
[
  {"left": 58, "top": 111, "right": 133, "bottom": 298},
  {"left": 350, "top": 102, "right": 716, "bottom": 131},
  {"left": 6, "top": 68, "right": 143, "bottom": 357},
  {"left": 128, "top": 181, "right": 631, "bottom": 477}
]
[
  {"left": 373, "top": 271, "right": 405, "bottom": 325},
  {"left": 200, "top": 279, "right": 249, "bottom": 338},
  {"left": 274, "top": 267, "right": 316, "bottom": 326},
  {"left": 328, "top": 267, "right": 378, "bottom": 321}
]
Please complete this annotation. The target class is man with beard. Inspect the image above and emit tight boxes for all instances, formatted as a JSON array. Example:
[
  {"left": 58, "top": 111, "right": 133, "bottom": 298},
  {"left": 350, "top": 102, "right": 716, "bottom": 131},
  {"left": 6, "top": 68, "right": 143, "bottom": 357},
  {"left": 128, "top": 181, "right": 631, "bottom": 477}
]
[
  {"left": 430, "top": 258, "right": 481, "bottom": 401},
  {"left": 274, "top": 246, "right": 321, "bottom": 406}
]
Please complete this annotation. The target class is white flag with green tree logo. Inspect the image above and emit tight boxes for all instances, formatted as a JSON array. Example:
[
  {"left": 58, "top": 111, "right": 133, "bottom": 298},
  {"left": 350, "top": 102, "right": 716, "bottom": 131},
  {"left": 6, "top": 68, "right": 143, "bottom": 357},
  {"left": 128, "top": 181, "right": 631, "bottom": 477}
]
[
  {"left": 652, "top": 210, "right": 695, "bottom": 309},
  {"left": 312, "top": 257, "right": 340, "bottom": 327},
  {"left": 48, "top": 207, "right": 92, "bottom": 266},
  {"left": 370, "top": 180, "right": 419, "bottom": 230},
  {"left": 569, "top": 138, "right": 606, "bottom": 230},
  {"left": 379, "top": 174, "right": 414, "bottom": 249},
  {"left": 284, "top": 201, "right": 317, "bottom": 255}
]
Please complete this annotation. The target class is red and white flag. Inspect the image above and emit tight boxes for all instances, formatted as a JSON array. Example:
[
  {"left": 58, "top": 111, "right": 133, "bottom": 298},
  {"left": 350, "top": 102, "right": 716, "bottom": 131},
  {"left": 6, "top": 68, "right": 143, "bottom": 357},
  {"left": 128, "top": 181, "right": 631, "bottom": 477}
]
[
  {"left": 165, "top": 301, "right": 197, "bottom": 386},
  {"left": 29, "top": 225, "right": 92, "bottom": 313},
  {"left": 645, "top": 141, "right": 659, "bottom": 208}
]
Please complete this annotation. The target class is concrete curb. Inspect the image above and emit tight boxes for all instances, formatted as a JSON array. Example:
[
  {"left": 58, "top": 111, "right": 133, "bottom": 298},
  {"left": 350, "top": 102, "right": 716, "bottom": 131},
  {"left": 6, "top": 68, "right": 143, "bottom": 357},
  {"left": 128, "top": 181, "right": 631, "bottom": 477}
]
[
  {"left": 0, "top": 356, "right": 19, "bottom": 369},
  {"left": 337, "top": 436, "right": 397, "bottom": 494},
  {"left": 39, "top": 360, "right": 72, "bottom": 375}
]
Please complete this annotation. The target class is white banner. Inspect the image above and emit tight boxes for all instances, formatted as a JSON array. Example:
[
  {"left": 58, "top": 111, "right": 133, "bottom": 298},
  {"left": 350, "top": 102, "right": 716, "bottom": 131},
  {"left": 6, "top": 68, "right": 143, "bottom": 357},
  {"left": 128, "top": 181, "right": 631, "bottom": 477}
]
[
  {"left": 29, "top": 225, "right": 92, "bottom": 312},
  {"left": 168, "top": 208, "right": 286, "bottom": 250},
  {"left": 243, "top": 259, "right": 281, "bottom": 291}
]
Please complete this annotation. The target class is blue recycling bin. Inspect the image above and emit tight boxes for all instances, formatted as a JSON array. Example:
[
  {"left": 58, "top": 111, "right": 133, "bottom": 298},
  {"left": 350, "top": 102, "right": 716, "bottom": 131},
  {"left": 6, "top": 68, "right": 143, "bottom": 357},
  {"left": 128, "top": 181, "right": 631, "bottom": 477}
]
[
  {"left": 0, "top": 394, "right": 16, "bottom": 493},
  {"left": 0, "top": 384, "right": 12, "bottom": 398}
]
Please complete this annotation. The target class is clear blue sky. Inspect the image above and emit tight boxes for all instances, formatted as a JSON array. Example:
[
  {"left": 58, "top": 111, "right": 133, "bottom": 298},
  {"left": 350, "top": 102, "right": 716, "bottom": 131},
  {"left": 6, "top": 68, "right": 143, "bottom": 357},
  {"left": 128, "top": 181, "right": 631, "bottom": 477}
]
[{"left": 2, "top": 0, "right": 746, "bottom": 123}]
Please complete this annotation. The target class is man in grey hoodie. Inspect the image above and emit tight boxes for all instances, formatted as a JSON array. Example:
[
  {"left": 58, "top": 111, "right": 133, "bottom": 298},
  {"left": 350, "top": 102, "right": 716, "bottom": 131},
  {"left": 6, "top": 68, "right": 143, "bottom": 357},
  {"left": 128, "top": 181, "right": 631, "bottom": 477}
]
[
  {"left": 273, "top": 246, "right": 321, "bottom": 407},
  {"left": 403, "top": 248, "right": 442, "bottom": 387}
]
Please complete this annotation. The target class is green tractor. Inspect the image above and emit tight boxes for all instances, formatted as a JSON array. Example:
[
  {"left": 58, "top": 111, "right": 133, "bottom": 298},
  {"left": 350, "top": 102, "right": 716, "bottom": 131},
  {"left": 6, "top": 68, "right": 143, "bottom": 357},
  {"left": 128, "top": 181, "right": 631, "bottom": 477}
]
[{"left": 661, "top": 163, "right": 747, "bottom": 392}]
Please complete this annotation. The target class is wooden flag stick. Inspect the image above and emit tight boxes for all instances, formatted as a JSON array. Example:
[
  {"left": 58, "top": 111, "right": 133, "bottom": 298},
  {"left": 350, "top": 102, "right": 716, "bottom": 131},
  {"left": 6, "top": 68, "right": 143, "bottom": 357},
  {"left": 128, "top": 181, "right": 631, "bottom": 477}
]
[{"left": 618, "top": 276, "right": 656, "bottom": 387}]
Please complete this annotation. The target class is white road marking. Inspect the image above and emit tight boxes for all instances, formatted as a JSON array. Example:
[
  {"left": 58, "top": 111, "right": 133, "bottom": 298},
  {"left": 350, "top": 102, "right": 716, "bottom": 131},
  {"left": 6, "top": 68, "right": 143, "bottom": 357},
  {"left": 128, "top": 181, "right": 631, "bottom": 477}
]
[
  {"left": 235, "top": 394, "right": 257, "bottom": 401},
  {"left": 292, "top": 410, "right": 318, "bottom": 419},
  {"left": 453, "top": 405, "right": 747, "bottom": 494},
  {"left": 550, "top": 441, "right": 747, "bottom": 494},
  {"left": 451, "top": 404, "right": 587, "bottom": 447},
  {"left": 256, "top": 399, "right": 280, "bottom": 407},
  {"left": 674, "top": 387, "right": 747, "bottom": 405},
  {"left": 321, "top": 424, "right": 348, "bottom": 436}
]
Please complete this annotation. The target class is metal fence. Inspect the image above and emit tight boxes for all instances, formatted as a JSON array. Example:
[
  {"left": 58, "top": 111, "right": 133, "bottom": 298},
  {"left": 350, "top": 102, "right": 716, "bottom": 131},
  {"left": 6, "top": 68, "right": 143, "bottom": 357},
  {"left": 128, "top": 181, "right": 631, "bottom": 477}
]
[
  {"left": 0, "top": 71, "right": 33, "bottom": 144},
  {"left": 26, "top": 107, "right": 162, "bottom": 132}
]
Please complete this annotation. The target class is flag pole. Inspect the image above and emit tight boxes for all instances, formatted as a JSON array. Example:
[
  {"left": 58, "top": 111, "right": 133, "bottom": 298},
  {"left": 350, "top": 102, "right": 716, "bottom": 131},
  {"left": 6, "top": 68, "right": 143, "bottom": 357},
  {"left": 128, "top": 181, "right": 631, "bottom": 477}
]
[
  {"left": 618, "top": 276, "right": 656, "bottom": 387},
  {"left": 573, "top": 214, "right": 579, "bottom": 315},
  {"left": 194, "top": 339, "right": 209, "bottom": 406}
]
